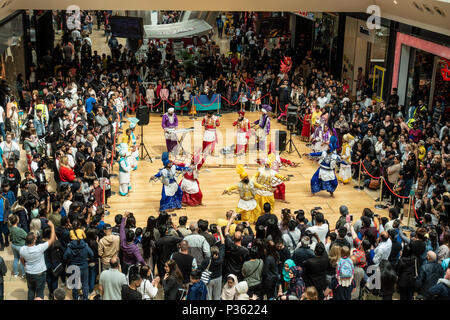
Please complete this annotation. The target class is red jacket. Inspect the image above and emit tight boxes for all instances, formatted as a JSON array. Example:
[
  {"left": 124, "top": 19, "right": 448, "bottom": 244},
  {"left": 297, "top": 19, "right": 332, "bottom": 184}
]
[{"left": 59, "top": 166, "right": 75, "bottom": 182}]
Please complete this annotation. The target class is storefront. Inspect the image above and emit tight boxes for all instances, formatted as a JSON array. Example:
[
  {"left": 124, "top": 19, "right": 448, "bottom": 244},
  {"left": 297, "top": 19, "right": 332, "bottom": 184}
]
[
  {"left": 392, "top": 32, "right": 450, "bottom": 110},
  {"left": 341, "top": 15, "right": 390, "bottom": 101},
  {"left": 0, "top": 11, "right": 26, "bottom": 96}
]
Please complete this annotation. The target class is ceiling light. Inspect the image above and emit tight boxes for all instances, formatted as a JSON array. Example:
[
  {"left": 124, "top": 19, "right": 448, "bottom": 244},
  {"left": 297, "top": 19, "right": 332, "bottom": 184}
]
[{"left": 393, "top": 0, "right": 398, "bottom": 4}]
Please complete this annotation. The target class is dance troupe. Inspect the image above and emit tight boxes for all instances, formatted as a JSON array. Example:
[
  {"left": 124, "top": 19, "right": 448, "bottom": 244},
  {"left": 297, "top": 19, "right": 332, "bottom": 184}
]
[{"left": 116, "top": 104, "right": 345, "bottom": 222}]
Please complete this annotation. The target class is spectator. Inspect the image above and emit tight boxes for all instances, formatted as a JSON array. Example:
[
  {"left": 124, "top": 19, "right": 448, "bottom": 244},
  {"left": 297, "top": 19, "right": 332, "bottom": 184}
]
[
  {"left": 186, "top": 269, "right": 208, "bottom": 300},
  {"left": 98, "top": 256, "right": 127, "bottom": 300},
  {"left": 161, "top": 259, "right": 184, "bottom": 300},
  {"left": 138, "top": 265, "right": 159, "bottom": 300},
  {"left": 416, "top": 251, "right": 444, "bottom": 299},
  {"left": 98, "top": 223, "right": 120, "bottom": 270},
  {"left": 19, "top": 220, "right": 56, "bottom": 300},
  {"left": 121, "top": 273, "right": 142, "bottom": 300}
]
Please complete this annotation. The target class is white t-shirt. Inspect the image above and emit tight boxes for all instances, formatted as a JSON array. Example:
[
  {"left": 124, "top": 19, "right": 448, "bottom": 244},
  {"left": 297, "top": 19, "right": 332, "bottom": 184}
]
[
  {"left": 317, "top": 96, "right": 328, "bottom": 108},
  {"left": 306, "top": 223, "right": 329, "bottom": 245},
  {"left": 20, "top": 242, "right": 49, "bottom": 274},
  {"left": 0, "top": 106, "right": 4, "bottom": 123},
  {"left": 138, "top": 279, "right": 158, "bottom": 300}
]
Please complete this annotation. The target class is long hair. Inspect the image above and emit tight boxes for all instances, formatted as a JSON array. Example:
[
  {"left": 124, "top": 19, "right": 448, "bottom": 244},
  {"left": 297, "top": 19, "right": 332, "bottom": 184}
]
[
  {"left": 82, "top": 161, "right": 96, "bottom": 176},
  {"left": 280, "top": 209, "right": 291, "bottom": 231},
  {"left": 141, "top": 231, "right": 154, "bottom": 260},
  {"left": 264, "top": 240, "right": 280, "bottom": 263},
  {"left": 145, "top": 216, "right": 156, "bottom": 239},
  {"left": 85, "top": 228, "right": 98, "bottom": 248},
  {"left": 29, "top": 218, "right": 42, "bottom": 236},
  {"left": 328, "top": 245, "right": 342, "bottom": 268},
  {"left": 166, "top": 259, "right": 183, "bottom": 284}
]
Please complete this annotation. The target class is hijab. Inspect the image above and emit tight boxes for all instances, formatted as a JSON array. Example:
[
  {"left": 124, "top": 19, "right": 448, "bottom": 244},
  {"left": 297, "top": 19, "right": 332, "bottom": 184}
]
[
  {"left": 221, "top": 274, "right": 238, "bottom": 300},
  {"left": 234, "top": 281, "right": 249, "bottom": 300},
  {"left": 283, "top": 259, "right": 296, "bottom": 282},
  {"left": 288, "top": 266, "right": 306, "bottom": 298}
]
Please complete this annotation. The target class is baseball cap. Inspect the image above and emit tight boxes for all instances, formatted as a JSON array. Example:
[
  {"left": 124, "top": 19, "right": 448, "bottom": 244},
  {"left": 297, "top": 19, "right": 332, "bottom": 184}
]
[{"left": 103, "top": 224, "right": 112, "bottom": 230}]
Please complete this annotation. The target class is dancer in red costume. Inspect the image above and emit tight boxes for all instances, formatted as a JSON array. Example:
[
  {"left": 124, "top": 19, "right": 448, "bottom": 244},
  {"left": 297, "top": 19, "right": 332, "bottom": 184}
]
[
  {"left": 233, "top": 111, "right": 250, "bottom": 155},
  {"left": 175, "top": 152, "right": 205, "bottom": 206},
  {"left": 201, "top": 110, "right": 220, "bottom": 154}
]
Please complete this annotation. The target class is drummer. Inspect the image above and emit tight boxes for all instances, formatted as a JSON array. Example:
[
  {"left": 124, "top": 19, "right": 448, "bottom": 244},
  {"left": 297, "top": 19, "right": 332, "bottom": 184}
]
[{"left": 161, "top": 107, "right": 179, "bottom": 153}]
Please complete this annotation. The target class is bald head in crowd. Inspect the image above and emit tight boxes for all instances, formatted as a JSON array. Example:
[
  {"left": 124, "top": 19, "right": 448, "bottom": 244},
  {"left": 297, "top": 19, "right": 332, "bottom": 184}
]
[
  {"left": 233, "top": 231, "right": 242, "bottom": 244},
  {"left": 426, "top": 251, "right": 437, "bottom": 262}
]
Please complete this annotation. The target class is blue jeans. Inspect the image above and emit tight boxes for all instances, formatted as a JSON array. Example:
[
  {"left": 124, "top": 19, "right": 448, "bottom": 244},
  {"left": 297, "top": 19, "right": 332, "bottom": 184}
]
[
  {"left": 88, "top": 264, "right": 98, "bottom": 293},
  {"left": 404, "top": 178, "right": 414, "bottom": 199},
  {"left": 71, "top": 266, "right": 89, "bottom": 300},
  {"left": 0, "top": 123, "right": 5, "bottom": 141},
  {"left": 46, "top": 268, "right": 59, "bottom": 296},
  {"left": 11, "top": 244, "right": 25, "bottom": 276},
  {"left": 26, "top": 272, "right": 46, "bottom": 300}
]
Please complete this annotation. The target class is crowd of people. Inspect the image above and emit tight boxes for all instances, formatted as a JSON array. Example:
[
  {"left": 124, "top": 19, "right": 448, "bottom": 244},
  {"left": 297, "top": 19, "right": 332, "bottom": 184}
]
[{"left": 0, "top": 9, "right": 448, "bottom": 301}]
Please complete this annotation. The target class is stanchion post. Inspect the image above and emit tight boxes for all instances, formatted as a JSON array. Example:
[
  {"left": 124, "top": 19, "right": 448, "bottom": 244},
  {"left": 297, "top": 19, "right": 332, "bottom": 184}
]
[
  {"left": 162, "top": 99, "right": 166, "bottom": 115},
  {"left": 407, "top": 195, "right": 412, "bottom": 226},
  {"left": 217, "top": 94, "right": 220, "bottom": 115}
]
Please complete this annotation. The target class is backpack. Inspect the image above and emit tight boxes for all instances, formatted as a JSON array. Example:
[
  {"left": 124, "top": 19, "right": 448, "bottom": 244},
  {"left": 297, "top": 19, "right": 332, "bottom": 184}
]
[{"left": 336, "top": 257, "right": 354, "bottom": 279}]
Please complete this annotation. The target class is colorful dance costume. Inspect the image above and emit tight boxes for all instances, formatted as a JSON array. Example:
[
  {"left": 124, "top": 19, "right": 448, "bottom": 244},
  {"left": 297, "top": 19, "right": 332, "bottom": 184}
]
[
  {"left": 162, "top": 108, "right": 179, "bottom": 153},
  {"left": 338, "top": 134, "right": 353, "bottom": 184},
  {"left": 177, "top": 156, "right": 205, "bottom": 206},
  {"left": 202, "top": 112, "right": 220, "bottom": 154},
  {"left": 153, "top": 152, "right": 190, "bottom": 212},
  {"left": 253, "top": 159, "right": 287, "bottom": 214},
  {"left": 225, "top": 165, "right": 263, "bottom": 224},
  {"left": 233, "top": 111, "right": 250, "bottom": 154},
  {"left": 118, "top": 143, "right": 132, "bottom": 196},
  {"left": 309, "top": 140, "right": 340, "bottom": 196},
  {"left": 252, "top": 105, "right": 271, "bottom": 152}
]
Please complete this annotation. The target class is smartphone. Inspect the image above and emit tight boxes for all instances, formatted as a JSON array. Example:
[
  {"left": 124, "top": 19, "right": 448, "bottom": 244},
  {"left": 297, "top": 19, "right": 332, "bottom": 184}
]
[{"left": 350, "top": 215, "right": 353, "bottom": 222}]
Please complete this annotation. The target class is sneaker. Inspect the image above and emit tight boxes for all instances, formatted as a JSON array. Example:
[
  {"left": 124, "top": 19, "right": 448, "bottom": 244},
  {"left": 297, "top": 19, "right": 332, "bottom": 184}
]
[{"left": 13, "top": 274, "right": 18, "bottom": 278}]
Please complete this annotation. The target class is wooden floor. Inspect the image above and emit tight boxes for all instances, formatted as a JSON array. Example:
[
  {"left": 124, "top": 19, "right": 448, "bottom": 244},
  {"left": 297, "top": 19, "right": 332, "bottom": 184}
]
[{"left": 104, "top": 111, "right": 388, "bottom": 227}]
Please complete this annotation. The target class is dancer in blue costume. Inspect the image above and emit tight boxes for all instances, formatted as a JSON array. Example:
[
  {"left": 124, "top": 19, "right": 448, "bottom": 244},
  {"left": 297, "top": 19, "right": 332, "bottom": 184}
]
[
  {"left": 304, "top": 136, "right": 341, "bottom": 197},
  {"left": 150, "top": 152, "right": 190, "bottom": 212}
]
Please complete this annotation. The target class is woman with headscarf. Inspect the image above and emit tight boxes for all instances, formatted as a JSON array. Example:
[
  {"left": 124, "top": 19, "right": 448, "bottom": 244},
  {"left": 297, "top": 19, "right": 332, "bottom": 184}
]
[
  {"left": 278, "top": 258, "right": 296, "bottom": 295},
  {"left": 150, "top": 152, "right": 190, "bottom": 212},
  {"left": 221, "top": 274, "right": 238, "bottom": 300},
  {"left": 279, "top": 266, "right": 306, "bottom": 300}
]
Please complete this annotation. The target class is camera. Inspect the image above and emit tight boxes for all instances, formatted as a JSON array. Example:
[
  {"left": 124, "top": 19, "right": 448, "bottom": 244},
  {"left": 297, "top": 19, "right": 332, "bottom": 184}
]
[{"left": 234, "top": 214, "right": 242, "bottom": 221}]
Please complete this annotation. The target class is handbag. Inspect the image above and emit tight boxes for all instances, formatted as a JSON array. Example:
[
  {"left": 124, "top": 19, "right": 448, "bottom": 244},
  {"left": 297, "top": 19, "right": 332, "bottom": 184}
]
[
  {"left": 52, "top": 262, "right": 63, "bottom": 277},
  {"left": 99, "top": 177, "right": 111, "bottom": 190},
  {"left": 200, "top": 258, "right": 212, "bottom": 285},
  {"left": 368, "top": 178, "right": 380, "bottom": 190}
]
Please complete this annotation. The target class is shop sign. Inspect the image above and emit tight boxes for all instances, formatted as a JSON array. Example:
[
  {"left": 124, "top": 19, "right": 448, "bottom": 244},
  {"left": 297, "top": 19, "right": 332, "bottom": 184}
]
[
  {"left": 440, "top": 58, "right": 450, "bottom": 81},
  {"left": 294, "top": 11, "right": 315, "bottom": 21}
]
